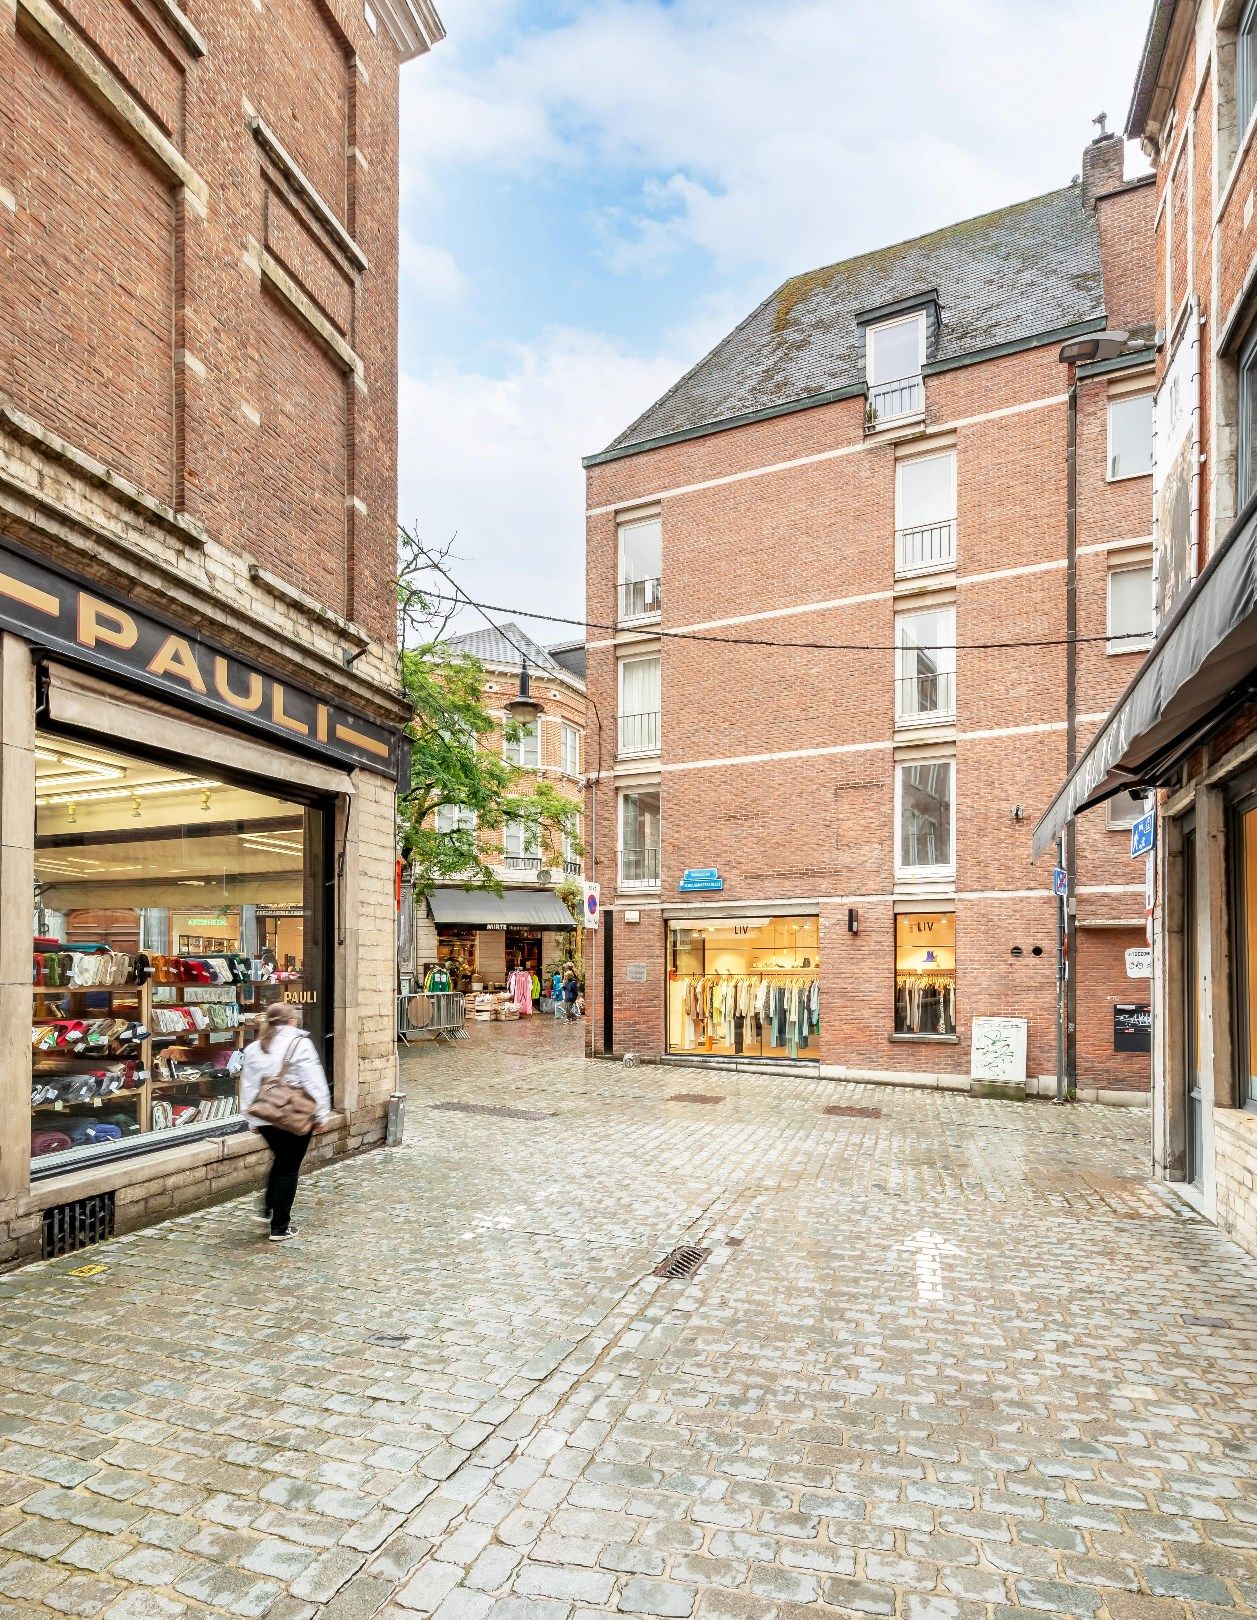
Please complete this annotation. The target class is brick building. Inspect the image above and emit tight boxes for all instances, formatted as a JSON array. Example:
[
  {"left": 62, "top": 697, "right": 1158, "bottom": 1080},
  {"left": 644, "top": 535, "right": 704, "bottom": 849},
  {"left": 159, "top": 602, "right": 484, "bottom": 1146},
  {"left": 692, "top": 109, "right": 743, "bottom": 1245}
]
[
  {"left": 584, "top": 135, "right": 1156, "bottom": 1099},
  {"left": 1038, "top": 2, "right": 1257, "bottom": 1260},
  {"left": 0, "top": 0, "right": 441, "bottom": 1260},
  {"left": 409, "top": 624, "right": 586, "bottom": 990}
]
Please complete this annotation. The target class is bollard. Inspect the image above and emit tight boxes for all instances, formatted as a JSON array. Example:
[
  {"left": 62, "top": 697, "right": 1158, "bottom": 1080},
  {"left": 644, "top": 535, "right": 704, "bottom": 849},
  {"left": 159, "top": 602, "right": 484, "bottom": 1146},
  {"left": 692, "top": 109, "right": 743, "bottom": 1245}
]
[{"left": 385, "top": 1091, "right": 406, "bottom": 1146}]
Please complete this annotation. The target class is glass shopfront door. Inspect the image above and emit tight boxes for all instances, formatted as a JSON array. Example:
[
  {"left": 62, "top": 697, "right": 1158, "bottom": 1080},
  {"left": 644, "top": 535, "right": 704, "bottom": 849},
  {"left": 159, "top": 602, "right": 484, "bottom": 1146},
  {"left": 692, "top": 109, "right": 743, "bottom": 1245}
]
[
  {"left": 1183, "top": 822, "right": 1203, "bottom": 1185},
  {"left": 666, "top": 916, "right": 819, "bottom": 1061}
]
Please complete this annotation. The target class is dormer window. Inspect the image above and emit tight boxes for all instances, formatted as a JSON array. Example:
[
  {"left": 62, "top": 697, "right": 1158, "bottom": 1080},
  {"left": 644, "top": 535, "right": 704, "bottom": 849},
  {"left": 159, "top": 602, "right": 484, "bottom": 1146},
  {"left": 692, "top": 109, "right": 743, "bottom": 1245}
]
[{"left": 867, "top": 312, "right": 925, "bottom": 425}]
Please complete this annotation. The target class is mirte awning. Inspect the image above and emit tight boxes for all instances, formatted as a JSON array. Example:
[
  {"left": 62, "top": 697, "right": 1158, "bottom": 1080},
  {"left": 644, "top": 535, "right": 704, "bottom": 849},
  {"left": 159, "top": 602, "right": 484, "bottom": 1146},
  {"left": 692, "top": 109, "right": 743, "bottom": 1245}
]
[
  {"left": 1033, "top": 494, "right": 1257, "bottom": 859},
  {"left": 427, "top": 887, "right": 576, "bottom": 929}
]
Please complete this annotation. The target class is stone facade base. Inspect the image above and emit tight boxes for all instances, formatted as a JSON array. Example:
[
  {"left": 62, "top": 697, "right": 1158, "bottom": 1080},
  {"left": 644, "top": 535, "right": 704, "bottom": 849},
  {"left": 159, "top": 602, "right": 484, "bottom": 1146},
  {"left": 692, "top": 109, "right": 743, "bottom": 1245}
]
[
  {"left": 1215, "top": 1108, "right": 1257, "bottom": 1261},
  {"left": 3, "top": 1113, "right": 386, "bottom": 1269}
]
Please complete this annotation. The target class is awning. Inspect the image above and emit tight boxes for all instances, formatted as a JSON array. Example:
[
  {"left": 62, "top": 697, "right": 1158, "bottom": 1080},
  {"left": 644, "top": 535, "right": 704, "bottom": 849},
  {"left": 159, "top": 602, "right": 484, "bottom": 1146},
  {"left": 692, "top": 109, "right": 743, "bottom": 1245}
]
[
  {"left": 427, "top": 887, "right": 576, "bottom": 929},
  {"left": 1033, "top": 495, "right": 1257, "bottom": 857}
]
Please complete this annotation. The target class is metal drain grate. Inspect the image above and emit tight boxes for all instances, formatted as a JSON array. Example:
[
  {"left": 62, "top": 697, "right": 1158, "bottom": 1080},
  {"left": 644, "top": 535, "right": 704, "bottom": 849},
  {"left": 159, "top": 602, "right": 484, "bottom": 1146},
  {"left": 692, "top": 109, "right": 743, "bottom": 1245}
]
[
  {"left": 668, "top": 1093, "right": 725, "bottom": 1105},
  {"left": 432, "top": 1102, "right": 553, "bottom": 1121},
  {"left": 653, "top": 1245, "right": 711, "bottom": 1281},
  {"left": 42, "top": 1192, "right": 115, "bottom": 1259},
  {"left": 823, "top": 1105, "right": 882, "bottom": 1119}
]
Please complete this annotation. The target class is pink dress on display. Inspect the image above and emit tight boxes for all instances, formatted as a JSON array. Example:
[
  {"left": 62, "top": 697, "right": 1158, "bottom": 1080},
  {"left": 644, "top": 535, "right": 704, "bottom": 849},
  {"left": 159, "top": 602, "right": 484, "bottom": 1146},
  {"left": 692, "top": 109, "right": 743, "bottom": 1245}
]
[{"left": 512, "top": 970, "right": 532, "bottom": 1016}]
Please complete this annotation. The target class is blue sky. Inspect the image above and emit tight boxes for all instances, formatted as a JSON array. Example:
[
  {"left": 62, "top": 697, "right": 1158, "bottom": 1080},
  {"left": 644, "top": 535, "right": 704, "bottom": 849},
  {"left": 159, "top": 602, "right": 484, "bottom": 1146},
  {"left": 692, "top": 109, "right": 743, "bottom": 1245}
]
[{"left": 397, "top": 0, "right": 1155, "bottom": 637}]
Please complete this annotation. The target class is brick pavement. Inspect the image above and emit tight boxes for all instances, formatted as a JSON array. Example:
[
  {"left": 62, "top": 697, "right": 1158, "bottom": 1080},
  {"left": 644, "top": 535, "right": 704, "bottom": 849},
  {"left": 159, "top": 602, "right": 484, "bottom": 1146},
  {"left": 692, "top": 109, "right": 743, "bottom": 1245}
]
[{"left": 0, "top": 1020, "right": 1253, "bottom": 1620}]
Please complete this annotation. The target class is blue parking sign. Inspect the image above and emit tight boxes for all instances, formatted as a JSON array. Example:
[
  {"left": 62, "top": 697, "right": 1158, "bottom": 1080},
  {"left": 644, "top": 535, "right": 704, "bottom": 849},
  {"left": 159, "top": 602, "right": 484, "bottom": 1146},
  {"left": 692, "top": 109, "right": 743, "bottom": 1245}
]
[
  {"left": 1130, "top": 810, "right": 1156, "bottom": 859},
  {"left": 1052, "top": 867, "right": 1068, "bottom": 897}
]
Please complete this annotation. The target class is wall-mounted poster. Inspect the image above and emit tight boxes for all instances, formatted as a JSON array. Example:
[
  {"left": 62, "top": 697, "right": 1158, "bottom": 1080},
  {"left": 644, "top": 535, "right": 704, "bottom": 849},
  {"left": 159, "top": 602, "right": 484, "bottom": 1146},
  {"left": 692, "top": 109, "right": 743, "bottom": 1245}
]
[
  {"left": 970, "top": 1016, "right": 1028, "bottom": 1083},
  {"left": 1153, "top": 306, "right": 1199, "bottom": 623}
]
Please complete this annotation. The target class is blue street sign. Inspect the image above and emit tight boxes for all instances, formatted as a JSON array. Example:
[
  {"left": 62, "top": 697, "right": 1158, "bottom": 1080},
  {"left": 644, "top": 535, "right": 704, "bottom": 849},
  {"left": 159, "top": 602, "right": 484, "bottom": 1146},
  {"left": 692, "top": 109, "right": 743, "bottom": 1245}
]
[
  {"left": 1052, "top": 867, "right": 1068, "bottom": 897},
  {"left": 1130, "top": 810, "right": 1156, "bottom": 859},
  {"left": 679, "top": 868, "right": 724, "bottom": 892}
]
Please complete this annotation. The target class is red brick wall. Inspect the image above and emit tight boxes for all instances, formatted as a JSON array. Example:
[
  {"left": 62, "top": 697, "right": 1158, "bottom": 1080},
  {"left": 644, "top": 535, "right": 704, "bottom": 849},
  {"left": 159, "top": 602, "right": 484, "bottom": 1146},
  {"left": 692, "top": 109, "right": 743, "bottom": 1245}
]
[
  {"left": 5, "top": 0, "right": 404, "bottom": 641},
  {"left": 1094, "top": 181, "right": 1156, "bottom": 333},
  {"left": 586, "top": 210, "right": 1154, "bottom": 1088}
]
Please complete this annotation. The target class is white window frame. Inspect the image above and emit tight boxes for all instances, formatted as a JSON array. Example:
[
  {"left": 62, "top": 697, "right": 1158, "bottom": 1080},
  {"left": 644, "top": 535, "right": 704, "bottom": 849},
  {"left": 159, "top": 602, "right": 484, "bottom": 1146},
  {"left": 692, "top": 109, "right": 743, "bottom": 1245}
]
[
  {"left": 503, "top": 717, "right": 540, "bottom": 768},
  {"left": 894, "top": 756, "right": 956, "bottom": 880},
  {"left": 503, "top": 819, "right": 540, "bottom": 862},
  {"left": 1106, "top": 561, "right": 1155, "bottom": 655},
  {"left": 895, "top": 450, "right": 957, "bottom": 576},
  {"left": 560, "top": 721, "right": 580, "bottom": 776},
  {"left": 435, "top": 803, "right": 477, "bottom": 835},
  {"left": 618, "top": 787, "right": 661, "bottom": 890},
  {"left": 563, "top": 814, "right": 583, "bottom": 871},
  {"left": 895, "top": 606, "right": 956, "bottom": 727},
  {"left": 1106, "top": 392, "right": 1154, "bottom": 482},
  {"left": 617, "top": 515, "right": 662, "bottom": 624},
  {"left": 617, "top": 654, "right": 661, "bottom": 758},
  {"left": 867, "top": 313, "right": 926, "bottom": 424}
]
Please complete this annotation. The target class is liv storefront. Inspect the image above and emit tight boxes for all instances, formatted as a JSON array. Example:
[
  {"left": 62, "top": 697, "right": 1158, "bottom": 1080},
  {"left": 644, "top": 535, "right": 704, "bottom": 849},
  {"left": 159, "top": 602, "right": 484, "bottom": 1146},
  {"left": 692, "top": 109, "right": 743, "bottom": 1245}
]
[{"left": 0, "top": 541, "right": 407, "bottom": 1264}]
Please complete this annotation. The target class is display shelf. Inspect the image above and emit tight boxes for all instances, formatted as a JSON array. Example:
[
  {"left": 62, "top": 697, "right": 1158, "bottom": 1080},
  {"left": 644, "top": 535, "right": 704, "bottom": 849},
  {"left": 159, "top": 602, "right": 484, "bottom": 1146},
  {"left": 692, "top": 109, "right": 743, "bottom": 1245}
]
[
  {"left": 33, "top": 1093, "right": 143, "bottom": 1112},
  {"left": 31, "top": 969, "right": 153, "bottom": 1131},
  {"left": 32, "top": 984, "right": 145, "bottom": 996}
]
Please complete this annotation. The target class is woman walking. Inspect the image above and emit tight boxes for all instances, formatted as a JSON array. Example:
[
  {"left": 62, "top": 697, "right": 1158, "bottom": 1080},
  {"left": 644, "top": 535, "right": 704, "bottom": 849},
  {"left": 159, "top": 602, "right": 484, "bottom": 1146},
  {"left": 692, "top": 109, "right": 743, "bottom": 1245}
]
[{"left": 240, "top": 1003, "right": 330, "bottom": 1243}]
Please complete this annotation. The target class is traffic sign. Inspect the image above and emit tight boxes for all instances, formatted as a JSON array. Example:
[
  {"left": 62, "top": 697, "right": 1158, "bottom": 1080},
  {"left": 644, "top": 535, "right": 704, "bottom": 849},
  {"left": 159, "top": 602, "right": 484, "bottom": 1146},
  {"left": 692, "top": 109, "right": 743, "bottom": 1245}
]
[
  {"left": 1130, "top": 809, "right": 1156, "bottom": 859},
  {"left": 1051, "top": 867, "right": 1068, "bottom": 897},
  {"left": 582, "top": 882, "right": 600, "bottom": 929}
]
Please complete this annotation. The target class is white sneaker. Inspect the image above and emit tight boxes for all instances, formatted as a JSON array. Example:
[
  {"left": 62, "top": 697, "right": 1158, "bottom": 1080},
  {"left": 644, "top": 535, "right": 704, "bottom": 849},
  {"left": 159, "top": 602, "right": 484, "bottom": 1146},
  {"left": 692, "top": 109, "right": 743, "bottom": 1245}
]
[{"left": 268, "top": 1227, "right": 301, "bottom": 1244}]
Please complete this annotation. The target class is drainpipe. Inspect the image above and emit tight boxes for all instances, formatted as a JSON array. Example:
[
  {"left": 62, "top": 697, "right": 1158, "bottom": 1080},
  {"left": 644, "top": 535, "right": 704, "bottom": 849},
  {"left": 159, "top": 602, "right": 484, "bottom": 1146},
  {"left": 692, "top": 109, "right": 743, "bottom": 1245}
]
[{"left": 1063, "top": 365, "right": 1079, "bottom": 1100}]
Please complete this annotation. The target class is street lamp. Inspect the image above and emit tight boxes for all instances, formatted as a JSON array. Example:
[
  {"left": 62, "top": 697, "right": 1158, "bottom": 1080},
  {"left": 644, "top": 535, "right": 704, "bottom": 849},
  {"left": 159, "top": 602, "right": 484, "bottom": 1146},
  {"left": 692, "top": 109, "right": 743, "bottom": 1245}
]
[
  {"left": 506, "top": 663, "right": 542, "bottom": 725},
  {"left": 1058, "top": 329, "right": 1130, "bottom": 366}
]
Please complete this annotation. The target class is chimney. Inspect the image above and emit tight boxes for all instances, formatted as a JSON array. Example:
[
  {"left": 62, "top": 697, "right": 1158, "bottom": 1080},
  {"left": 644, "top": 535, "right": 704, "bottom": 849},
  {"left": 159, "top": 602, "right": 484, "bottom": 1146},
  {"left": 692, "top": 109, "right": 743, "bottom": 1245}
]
[{"left": 1081, "top": 131, "right": 1125, "bottom": 210}]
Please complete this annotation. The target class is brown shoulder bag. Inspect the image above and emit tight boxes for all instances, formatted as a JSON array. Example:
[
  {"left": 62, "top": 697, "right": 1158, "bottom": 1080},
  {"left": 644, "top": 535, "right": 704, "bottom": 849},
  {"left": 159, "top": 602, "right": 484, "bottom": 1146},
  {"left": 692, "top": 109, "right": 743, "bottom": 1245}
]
[{"left": 249, "top": 1034, "right": 318, "bottom": 1134}]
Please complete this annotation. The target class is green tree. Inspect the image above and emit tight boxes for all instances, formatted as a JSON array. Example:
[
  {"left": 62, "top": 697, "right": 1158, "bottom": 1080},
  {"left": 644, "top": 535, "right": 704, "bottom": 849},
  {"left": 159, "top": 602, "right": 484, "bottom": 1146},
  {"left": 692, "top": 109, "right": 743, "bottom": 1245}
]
[{"left": 396, "top": 528, "right": 581, "bottom": 896}]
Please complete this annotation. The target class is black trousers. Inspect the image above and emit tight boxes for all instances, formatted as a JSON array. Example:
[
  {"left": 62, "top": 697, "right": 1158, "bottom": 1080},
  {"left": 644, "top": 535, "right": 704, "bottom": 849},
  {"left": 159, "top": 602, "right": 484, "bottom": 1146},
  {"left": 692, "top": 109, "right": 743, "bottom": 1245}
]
[{"left": 258, "top": 1125, "right": 312, "bottom": 1235}]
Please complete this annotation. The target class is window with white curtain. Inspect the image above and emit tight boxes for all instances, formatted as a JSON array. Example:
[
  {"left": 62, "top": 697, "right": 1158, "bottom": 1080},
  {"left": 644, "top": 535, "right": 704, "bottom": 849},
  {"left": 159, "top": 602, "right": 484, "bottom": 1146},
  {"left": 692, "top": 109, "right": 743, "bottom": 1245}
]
[
  {"left": 618, "top": 656, "right": 661, "bottom": 756},
  {"left": 435, "top": 804, "right": 477, "bottom": 834},
  {"left": 618, "top": 517, "right": 662, "bottom": 620},
  {"left": 1107, "top": 393, "right": 1153, "bottom": 480},
  {"left": 1107, "top": 563, "right": 1154, "bottom": 654},
  {"left": 503, "top": 718, "right": 540, "bottom": 768},
  {"left": 561, "top": 722, "right": 580, "bottom": 775},
  {"left": 503, "top": 820, "right": 540, "bottom": 862},
  {"left": 896, "top": 607, "right": 956, "bottom": 724}
]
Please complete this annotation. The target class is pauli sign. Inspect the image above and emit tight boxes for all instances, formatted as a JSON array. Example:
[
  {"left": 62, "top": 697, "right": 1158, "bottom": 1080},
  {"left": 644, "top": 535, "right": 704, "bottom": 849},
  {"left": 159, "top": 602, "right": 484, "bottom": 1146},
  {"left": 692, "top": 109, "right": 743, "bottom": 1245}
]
[{"left": 0, "top": 541, "right": 399, "bottom": 776}]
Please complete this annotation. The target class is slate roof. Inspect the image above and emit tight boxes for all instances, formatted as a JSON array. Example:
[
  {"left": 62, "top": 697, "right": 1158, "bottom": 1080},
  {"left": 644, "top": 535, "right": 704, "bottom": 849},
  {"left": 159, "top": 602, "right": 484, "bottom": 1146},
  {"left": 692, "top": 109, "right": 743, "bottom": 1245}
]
[
  {"left": 547, "top": 640, "right": 587, "bottom": 683},
  {"left": 444, "top": 623, "right": 579, "bottom": 684},
  {"left": 597, "top": 184, "right": 1105, "bottom": 458}
]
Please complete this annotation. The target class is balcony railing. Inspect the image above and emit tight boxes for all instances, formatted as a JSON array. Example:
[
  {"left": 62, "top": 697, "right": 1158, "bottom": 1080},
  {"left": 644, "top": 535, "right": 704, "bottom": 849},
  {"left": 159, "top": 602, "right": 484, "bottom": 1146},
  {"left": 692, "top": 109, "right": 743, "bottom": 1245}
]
[
  {"left": 619, "top": 846, "right": 661, "bottom": 887},
  {"left": 563, "top": 859, "right": 582, "bottom": 876},
  {"left": 503, "top": 854, "right": 541, "bottom": 871},
  {"left": 867, "top": 374, "right": 923, "bottom": 428},
  {"left": 895, "top": 669, "right": 956, "bottom": 726},
  {"left": 896, "top": 518, "right": 956, "bottom": 576},
  {"left": 618, "top": 577, "right": 662, "bottom": 621},
  {"left": 618, "top": 710, "right": 660, "bottom": 756}
]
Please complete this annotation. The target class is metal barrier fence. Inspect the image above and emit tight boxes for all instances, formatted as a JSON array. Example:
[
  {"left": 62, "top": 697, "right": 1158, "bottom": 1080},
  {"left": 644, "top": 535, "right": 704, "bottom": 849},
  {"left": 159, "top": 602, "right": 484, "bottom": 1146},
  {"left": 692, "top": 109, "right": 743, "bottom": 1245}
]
[{"left": 397, "top": 991, "right": 467, "bottom": 1044}]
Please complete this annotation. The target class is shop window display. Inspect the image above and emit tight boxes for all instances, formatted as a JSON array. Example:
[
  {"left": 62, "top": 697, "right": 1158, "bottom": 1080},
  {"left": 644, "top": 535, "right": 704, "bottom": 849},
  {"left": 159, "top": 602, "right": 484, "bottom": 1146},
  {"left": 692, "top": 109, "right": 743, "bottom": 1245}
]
[
  {"left": 895, "top": 912, "right": 956, "bottom": 1035},
  {"left": 667, "top": 916, "right": 819, "bottom": 1061},
  {"left": 31, "top": 733, "right": 326, "bottom": 1170}
]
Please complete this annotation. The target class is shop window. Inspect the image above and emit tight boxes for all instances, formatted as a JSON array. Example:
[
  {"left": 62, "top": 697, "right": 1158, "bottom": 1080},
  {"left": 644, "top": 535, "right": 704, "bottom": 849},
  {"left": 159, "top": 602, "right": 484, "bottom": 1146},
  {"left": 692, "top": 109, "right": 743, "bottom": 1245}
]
[
  {"left": 619, "top": 655, "right": 661, "bottom": 757},
  {"left": 1107, "top": 393, "right": 1153, "bottom": 480},
  {"left": 504, "top": 718, "right": 540, "bottom": 768},
  {"left": 31, "top": 732, "right": 327, "bottom": 1173},
  {"left": 561, "top": 722, "right": 580, "bottom": 776},
  {"left": 895, "top": 913, "right": 956, "bottom": 1036},
  {"left": 619, "top": 789, "right": 660, "bottom": 888},
  {"left": 896, "top": 452, "right": 956, "bottom": 575},
  {"left": 1107, "top": 562, "right": 1154, "bottom": 654},
  {"left": 503, "top": 819, "right": 540, "bottom": 869},
  {"left": 895, "top": 759, "right": 954, "bottom": 876},
  {"left": 667, "top": 916, "right": 819, "bottom": 1061},
  {"left": 618, "top": 515, "right": 662, "bottom": 622},
  {"left": 1106, "top": 789, "right": 1149, "bottom": 831},
  {"left": 435, "top": 803, "right": 477, "bottom": 834},
  {"left": 895, "top": 606, "right": 955, "bottom": 725},
  {"left": 1235, "top": 799, "right": 1257, "bottom": 1110}
]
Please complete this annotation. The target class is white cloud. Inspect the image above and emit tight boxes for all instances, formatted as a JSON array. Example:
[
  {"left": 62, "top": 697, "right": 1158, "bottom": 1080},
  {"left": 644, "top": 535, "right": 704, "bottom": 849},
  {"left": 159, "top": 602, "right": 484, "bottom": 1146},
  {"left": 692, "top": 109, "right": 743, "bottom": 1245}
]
[
  {"left": 399, "top": 234, "right": 470, "bottom": 304},
  {"left": 398, "top": 317, "right": 725, "bottom": 632},
  {"left": 402, "top": 0, "right": 1152, "bottom": 280}
]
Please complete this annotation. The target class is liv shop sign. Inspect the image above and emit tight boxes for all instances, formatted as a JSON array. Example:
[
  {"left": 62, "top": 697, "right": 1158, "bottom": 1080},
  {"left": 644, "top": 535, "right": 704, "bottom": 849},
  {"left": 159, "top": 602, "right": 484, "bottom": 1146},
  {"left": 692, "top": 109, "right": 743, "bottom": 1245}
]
[{"left": 0, "top": 540, "right": 401, "bottom": 777}]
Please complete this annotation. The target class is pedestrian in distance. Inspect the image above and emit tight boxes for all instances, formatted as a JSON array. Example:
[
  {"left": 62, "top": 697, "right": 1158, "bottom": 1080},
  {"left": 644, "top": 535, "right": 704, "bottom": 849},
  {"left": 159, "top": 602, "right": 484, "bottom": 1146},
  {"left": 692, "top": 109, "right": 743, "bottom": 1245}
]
[
  {"left": 552, "top": 967, "right": 566, "bottom": 1019},
  {"left": 240, "top": 1002, "right": 330, "bottom": 1243},
  {"left": 562, "top": 966, "right": 580, "bottom": 1019}
]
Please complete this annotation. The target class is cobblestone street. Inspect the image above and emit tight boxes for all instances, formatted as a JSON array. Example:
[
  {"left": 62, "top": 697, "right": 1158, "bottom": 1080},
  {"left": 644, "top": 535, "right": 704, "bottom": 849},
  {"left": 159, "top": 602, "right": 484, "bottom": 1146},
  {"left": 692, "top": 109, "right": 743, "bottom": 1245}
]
[{"left": 0, "top": 1023, "right": 1254, "bottom": 1620}]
